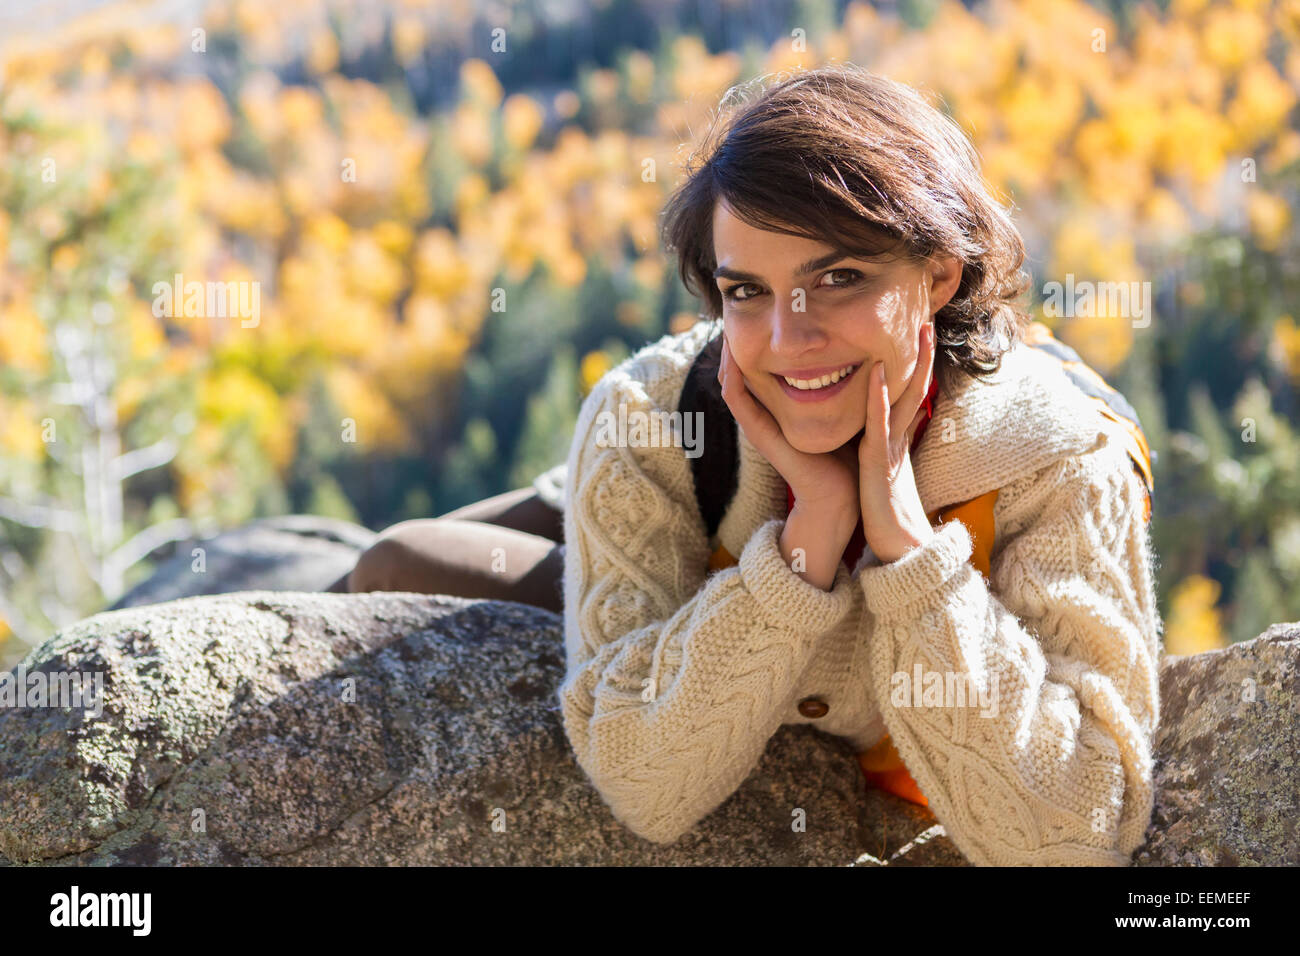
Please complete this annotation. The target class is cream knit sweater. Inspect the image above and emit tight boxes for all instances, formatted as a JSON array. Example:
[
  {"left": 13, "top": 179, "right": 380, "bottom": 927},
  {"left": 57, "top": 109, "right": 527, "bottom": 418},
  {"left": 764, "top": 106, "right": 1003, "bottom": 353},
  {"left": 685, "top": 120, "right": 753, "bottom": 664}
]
[{"left": 546, "top": 319, "right": 1163, "bottom": 865}]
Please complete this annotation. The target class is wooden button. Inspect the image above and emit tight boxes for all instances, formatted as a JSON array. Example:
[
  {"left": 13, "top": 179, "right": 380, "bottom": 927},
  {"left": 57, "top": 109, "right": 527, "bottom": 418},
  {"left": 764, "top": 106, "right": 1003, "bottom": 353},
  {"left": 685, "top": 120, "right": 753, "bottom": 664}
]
[{"left": 797, "top": 697, "right": 829, "bottom": 718}]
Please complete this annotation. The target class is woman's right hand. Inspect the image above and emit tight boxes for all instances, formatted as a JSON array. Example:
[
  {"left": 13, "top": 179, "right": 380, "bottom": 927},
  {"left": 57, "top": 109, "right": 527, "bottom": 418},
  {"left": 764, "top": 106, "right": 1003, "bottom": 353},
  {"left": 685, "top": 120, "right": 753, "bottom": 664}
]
[{"left": 722, "top": 335, "right": 863, "bottom": 546}]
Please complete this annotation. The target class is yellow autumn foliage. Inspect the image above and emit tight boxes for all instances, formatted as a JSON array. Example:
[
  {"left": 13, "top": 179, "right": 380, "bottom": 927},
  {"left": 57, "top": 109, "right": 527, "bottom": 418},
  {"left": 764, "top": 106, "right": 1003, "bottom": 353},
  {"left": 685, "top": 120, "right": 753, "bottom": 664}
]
[
  {"left": 502, "top": 94, "right": 544, "bottom": 151},
  {"left": 1060, "top": 311, "right": 1137, "bottom": 376},
  {"left": 1246, "top": 190, "right": 1293, "bottom": 251},
  {"left": 1, "top": 0, "right": 1297, "bottom": 637},
  {"left": 392, "top": 16, "right": 426, "bottom": 67},
  {"left": 1164, "top": 574, "right": 1228, "bottom": 655},
  {"left": 323, "top": 364, "right": 411, "bottom": 451},
  {"left": 413, "top": 228, "right": 469, "bottom": 298},
  {"left": 1226, "top": 60, "right": 1297, "bottom": 146},
  {"left": 0, "top": 397, "right": 48, "bottom": 460},
  {"left": 460, "top": 58, "right": 503, "bottom": 110},
  {"left": 1200, "top": 3, "right": 1270, "bottom": 71},
  {"left": 197, "top": 366, "right": 296, "bottom": 472},
  {"left": 175, "top": 78, "right": 232, "bottom": 155},
  {"left": 280, "top": 85, "right": 325, "bottom": 136},
  {"left": 373, "top": 220, "right": 414, "bottom": 258},
  {"left": 0, "top": 297, "right": 49, "bottom": 374},
  {"left": 344, "top": 231, "right": 406, "bottom": 306},
  {"left": 625, "top": 50, "right": 655, "bottom": 103},
  {"left": 126, "top": 299, "right": 165, "bottom": 362},
  {"left": 1273, "top": 315, "right": 1300, "bottom": 382},
  {"left": 452, "top": 103, "right": 493, "bottom": 167},
  {"left": 581, "top": 350, "right": 613, "bottom": 396},
  {"left": 307, "top": 26, "right": 339, "bottom": 76}
]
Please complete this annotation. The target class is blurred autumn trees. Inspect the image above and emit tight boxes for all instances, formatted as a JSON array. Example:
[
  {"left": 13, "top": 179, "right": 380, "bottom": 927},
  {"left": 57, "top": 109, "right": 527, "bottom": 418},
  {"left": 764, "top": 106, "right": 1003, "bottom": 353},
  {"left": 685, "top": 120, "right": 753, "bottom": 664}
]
[{"left": 1, "top": 0, "right": 1298, "bottom": 665}]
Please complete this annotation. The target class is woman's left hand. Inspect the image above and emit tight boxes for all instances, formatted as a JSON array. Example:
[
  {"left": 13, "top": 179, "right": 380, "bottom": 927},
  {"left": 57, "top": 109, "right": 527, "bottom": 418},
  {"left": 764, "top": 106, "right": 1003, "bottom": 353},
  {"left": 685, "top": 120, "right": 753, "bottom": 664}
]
[{"left": 858, "top": 320, "right": 938, "bottom": 565}]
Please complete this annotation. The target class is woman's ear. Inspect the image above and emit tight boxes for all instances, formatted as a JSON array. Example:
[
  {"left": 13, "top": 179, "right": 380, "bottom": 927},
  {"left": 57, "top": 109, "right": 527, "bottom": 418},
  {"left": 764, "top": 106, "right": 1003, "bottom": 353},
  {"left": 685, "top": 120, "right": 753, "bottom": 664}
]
[{"left": 926, "top": 254, "right": 963, "bottom": 316}]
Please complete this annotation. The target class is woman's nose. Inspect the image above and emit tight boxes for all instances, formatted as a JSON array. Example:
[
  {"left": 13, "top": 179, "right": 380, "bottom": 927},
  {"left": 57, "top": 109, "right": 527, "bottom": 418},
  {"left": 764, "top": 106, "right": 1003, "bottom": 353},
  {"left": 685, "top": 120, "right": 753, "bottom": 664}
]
[{"left": 769, "top": 297, "right": 826, "bottom": 353}]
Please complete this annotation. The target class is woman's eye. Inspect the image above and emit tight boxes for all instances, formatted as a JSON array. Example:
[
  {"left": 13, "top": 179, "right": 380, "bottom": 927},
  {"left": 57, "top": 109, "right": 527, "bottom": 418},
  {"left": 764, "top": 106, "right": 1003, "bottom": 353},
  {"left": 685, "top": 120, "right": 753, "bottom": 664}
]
[
  {"left": 722, "top": 283, "right": 759, "bottom": 303},
  {"left": 722, "top": 271, "right": 862, "bottom": 303},
  {"left": 821, "top": 268, "right": 864, "bottom": 289}
]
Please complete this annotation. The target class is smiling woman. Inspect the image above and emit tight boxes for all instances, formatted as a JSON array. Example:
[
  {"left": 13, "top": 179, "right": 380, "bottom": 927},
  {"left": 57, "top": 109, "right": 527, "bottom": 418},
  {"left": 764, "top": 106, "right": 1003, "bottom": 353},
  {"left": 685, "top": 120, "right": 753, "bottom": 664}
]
[
  {"left": 554, "top": 64, "right": 1163, "bottom": 866},
  {"left": 662, "top": 66, "right": 1033, "bottom": 387},
  {"left": 332, "top": 63, "right": 1162, "bottom": 866}
]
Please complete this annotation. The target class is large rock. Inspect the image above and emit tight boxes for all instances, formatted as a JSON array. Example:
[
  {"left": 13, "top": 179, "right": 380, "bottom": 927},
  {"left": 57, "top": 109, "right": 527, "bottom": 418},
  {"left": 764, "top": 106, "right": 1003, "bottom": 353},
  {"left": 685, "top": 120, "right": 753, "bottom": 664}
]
[
  {"left": 0, "top": 591, "right": 961, "bottom": 866},
  {"left": 108, "top": 516, "right": 375, "bottom": 611},
  {"left": 0, "top": 592, "right": 1294, "bottom": 866},
  {"left": 1132, "top": 622, "right": 1300, "bottom": 866}
]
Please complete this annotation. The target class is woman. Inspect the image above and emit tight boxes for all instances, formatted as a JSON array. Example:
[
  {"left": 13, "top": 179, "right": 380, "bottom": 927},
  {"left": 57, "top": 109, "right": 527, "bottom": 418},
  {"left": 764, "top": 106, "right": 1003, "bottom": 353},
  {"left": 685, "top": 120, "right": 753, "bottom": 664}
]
[{"left": 338, "top": 65, "right": 1163, "bottom": 866}]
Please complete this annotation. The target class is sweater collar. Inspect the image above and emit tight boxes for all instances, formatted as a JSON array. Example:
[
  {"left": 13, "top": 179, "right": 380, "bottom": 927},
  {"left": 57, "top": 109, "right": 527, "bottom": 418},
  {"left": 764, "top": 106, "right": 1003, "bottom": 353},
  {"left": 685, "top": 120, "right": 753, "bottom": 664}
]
[
  {"left": 714, "top": 339, "right": 1107, "bottom": 556},
  {"left": 912, "top": 342, "right": 1108, "bottom": 512}
]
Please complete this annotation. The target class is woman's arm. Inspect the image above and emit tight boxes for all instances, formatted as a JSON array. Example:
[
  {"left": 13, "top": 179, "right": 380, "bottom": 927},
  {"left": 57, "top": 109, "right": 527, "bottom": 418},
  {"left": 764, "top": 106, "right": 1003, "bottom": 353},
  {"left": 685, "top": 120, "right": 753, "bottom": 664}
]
[
  {"left": 856, "top": 441, "right": 1162, "bottom": 865},
  {"left": 558, "top": 365, "right": 861, "bottom": 844}
]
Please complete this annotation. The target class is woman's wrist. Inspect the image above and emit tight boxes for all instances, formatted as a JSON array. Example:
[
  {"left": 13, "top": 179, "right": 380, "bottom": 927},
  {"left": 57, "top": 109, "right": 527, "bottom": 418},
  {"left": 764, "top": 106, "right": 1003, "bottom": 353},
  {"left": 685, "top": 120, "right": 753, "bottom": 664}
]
[
  {"left": 781, "top": 501, "right": 858, "bottom": 591},
  {"left": 872, "top": 517, "right": 937, "bottom": 565}
]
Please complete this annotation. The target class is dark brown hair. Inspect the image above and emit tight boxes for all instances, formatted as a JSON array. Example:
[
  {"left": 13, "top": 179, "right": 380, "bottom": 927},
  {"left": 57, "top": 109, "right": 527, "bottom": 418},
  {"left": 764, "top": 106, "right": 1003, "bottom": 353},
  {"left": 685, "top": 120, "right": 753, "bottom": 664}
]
[{"left": 659, "top": 64, "right": 1031, "bottom": 393}]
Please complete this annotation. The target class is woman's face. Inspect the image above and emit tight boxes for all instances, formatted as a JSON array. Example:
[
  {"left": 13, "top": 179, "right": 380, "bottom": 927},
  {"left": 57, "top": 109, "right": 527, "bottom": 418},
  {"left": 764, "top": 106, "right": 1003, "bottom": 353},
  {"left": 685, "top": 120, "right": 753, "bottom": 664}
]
[{"left": 712, "top": 199, "right": 962, "bottom": 455}]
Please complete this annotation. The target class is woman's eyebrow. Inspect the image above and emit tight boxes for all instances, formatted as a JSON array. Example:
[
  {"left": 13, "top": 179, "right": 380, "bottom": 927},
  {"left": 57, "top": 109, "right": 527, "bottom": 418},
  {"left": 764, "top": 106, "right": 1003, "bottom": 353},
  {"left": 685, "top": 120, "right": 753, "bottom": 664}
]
[{"left": 713, "top": 250, "right": 851, "bottom": 283}]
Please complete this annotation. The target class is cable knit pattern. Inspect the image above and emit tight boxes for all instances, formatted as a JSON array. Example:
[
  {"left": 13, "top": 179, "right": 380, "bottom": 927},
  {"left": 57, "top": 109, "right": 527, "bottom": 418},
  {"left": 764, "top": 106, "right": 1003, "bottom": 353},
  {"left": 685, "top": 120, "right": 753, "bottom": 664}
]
[
  {"left": 555, "top": 319, "right": 1164, "bottom": 862},
  {"left": 557, "top": 322, "right": 861, "bottom": 844},
  {"left": 856, "top": 438, "right": 1161, "bottom": 864}
]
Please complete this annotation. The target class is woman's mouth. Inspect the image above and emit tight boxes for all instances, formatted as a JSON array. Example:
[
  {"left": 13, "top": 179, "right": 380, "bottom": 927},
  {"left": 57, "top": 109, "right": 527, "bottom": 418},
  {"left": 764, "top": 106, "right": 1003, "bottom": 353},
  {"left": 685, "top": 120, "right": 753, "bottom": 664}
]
[{"left": 771, "top": 362, "right": 862, "bottom": 403}]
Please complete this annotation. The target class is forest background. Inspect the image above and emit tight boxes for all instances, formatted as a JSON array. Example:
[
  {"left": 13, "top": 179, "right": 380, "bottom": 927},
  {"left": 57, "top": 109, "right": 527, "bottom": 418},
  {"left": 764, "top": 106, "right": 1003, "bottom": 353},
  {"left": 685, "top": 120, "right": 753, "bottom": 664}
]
[{"left": 2, "top": 0, "right": 1298, "bottom": 669}]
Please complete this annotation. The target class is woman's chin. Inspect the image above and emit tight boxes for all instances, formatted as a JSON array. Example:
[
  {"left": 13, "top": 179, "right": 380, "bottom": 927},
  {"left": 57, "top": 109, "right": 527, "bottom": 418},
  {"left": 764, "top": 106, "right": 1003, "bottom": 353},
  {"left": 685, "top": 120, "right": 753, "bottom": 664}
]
[{"left": 782, "top": 424, "right": 858, "bottom": 456}]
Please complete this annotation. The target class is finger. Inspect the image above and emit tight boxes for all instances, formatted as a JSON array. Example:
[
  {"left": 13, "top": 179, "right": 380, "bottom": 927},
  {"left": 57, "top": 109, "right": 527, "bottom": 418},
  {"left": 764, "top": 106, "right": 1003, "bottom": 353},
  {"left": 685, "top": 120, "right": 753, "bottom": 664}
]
[
  {"left": 889, "top": 321, "right": 935, "bottom": 439},
  {"left": 903, "top": 401, "right": 927, "bottom": 449},
  {"left": 911, "top": 398, "right": 928, "bottom": 431},
  {"left": 895, "top": 326, "right": 934, "bottom": 456},
  {"left": 718, "top": 337, "right": 792, "bottom": 463},
  {"left": 921, "top": 319, "right": 936, "bottom": 393},
  {"left": 893, "top": 320, "right": 933, "bottom": 414},
  {"left": 864, "top": 361, "right": 890, "bottom": 460}
]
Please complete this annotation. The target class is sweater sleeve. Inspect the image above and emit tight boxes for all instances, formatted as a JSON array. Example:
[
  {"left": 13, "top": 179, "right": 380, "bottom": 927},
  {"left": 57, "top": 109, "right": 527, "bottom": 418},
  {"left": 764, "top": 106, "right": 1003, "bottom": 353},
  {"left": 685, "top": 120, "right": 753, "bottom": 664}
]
[
  {"left": 557, "top": 370, "right": 859, "bottom": 844},
  {"left": 856, "top": 442, "right": 1162, "bottom": 865}
]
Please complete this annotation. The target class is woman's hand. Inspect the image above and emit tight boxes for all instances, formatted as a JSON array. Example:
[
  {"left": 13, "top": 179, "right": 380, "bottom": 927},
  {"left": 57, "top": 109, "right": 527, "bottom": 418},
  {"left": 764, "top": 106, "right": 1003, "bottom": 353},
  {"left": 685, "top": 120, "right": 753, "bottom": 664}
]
[
  {"left": 718, "top": 334, "right": 860, "bottom": 590},
  {"left": 717, "top": 334, "right": 859, "bottom": 517},
  {"left": 857, "top": 320, "right": 938, "bottom": 565}
]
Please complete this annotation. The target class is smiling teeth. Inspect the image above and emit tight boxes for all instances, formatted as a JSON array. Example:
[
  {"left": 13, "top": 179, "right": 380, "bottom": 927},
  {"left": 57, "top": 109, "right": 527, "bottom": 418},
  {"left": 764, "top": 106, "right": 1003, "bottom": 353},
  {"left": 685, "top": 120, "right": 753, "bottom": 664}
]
[{"left": 783, "top": 364, "right": 859, "bottom": 390}]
